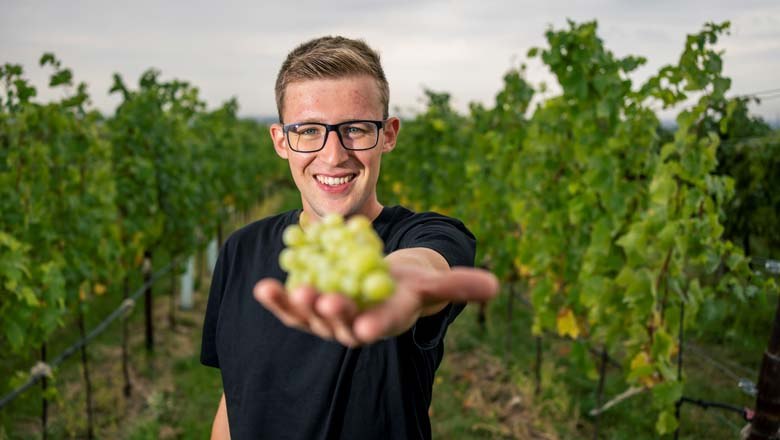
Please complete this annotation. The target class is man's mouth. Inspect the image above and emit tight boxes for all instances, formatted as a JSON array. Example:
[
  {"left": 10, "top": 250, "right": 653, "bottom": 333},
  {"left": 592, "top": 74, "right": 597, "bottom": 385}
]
[{"left": 315, "top": 174, "right": 356, "bottom": 186}]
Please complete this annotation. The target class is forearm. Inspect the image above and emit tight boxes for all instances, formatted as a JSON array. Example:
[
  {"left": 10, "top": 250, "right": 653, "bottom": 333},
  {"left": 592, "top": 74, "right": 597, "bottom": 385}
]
[
  {"left": 385, "top": 247, "right": 450, "bottom": 316},
  {"left": 210, "top": 392, "right": 230, "bottom": 440}
]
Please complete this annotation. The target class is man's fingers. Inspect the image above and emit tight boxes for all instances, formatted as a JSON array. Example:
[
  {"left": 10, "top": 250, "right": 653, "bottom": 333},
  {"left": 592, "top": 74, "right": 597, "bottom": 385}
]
[
  {"left": 253, "top": 279, "right": 309, "bottom": 330},
  {"left": 254, "top": 280, "right": 339, "bottom": 340},
  {"left": 289, "top": 286, "right": 334, "bottom": 339},
  {"left": 316, "top": 294, "right": 360, "bottom": 347}
]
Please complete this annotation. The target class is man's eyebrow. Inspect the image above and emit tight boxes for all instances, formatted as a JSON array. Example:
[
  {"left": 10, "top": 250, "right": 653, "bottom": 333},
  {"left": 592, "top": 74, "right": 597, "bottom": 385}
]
[
  {"left": 287, "top": 118, "right": 371, "bottom": 125},
  {"left": 283, "top": 119, "right": 323, "bottom": 126}
]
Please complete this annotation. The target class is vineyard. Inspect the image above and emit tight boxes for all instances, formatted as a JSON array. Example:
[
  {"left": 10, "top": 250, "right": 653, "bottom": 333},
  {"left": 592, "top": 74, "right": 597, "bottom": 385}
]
[
  {"left": 2, "top": 19, "right": 780, "bottom": 439},
  {"left": 0, "top": 53, "right": 291, "bottom": 438}
]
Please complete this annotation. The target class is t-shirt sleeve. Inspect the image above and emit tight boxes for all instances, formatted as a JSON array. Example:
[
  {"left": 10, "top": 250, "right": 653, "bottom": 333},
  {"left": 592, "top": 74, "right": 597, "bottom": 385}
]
[
  {"left": 397, "top": 214, "right": 476, "bottom": 350},
  {"left": 200, "top": 239, "right": 231, "bottom": 369},
  {"left": 397, "top": 215, "right": 475, "bottom": 268}
]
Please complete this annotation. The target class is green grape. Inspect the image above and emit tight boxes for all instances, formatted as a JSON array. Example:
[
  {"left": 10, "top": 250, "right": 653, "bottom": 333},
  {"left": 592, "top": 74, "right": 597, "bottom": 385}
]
[
  {"left": 346, "top": 216, "right": 371, "bottom": 232},
  {"left": 322, "top": 213, "right": 343, "bottom": 227},
  {"left": 319, "top": 269, "right": 342, "bottom": 293},
  {"left": 282, "top": 225, "right": 305, "bottom": 247},
  {"left": 286, "top": 272, "right": 304, "bottom": 291},
  {"left": 280, "top": 214, "right": 395, "bottom": 308},
  {"left": 278, "top": 248, "right": 295, "bottom": 271},
  {"left": 344, "top": 248, "right": 379, "bottom": 276},
  {"left": 340, "top": 274, "right": 361, "bottom": 299},
  {"left": 362, "top": 271, "right": 395, "bottom": 302},
  {"left": 320, "top": 228, "right": 349, "bottom": 252}
]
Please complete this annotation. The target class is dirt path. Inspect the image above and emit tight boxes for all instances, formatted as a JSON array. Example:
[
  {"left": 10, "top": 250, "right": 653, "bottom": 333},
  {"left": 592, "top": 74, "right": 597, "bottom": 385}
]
[{"left": 432, "top": 346, "right": 562, "bottom": 439}]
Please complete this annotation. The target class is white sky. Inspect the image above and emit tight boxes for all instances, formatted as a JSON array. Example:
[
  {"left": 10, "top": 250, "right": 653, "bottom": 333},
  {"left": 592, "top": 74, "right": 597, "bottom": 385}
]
[{"left": 2, "top": 0, "right": 779, "bottom": 124}]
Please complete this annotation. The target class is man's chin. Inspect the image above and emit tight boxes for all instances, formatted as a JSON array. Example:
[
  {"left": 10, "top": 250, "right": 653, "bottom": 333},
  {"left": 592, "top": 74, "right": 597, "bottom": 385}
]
[{"left": 307, "top": 202, "right": 356, "bottom": 220}]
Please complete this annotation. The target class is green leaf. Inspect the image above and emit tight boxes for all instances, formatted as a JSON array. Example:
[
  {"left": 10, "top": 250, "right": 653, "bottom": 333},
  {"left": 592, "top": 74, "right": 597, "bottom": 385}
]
[
  {"left": 20, "top": 287, "right": 39, "bottom": 307},
  {"left": 655, "top": 409, "right": 679, "bottom": 435},
  {"left": 4, "top": 317, "right": 25, "bottom": 351},
  {"left": 12, "top": 79, "right": 37, "bottom": 103},
  {"left": 649, "top": 172, "right": 675, "bottom": 205},
  {"left": 652, "top": 381, "right": 683, "bottom": 409},
  {"left": 712, "top": 77, "right": 730, "bottom": 100},
  {"left": 616, "top": 229, "right": 644, "bottom": 256},
  {"left": 570, "top": 341, "right": 598, "bottom": 380},
  {"left": 49, "top": 69, "right": 73, "bottom": 87},
  {"left": 651, "top": 329, "right": 674, "bottom": 361},
  {"left": 39, "top": 53, "right": 57, "bottom": 67}
]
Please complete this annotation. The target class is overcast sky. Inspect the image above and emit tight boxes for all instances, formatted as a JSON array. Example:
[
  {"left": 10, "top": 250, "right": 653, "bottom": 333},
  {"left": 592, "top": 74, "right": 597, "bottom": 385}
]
[{"left": 2, "top": 0, "right": 779, "bottom": 123}]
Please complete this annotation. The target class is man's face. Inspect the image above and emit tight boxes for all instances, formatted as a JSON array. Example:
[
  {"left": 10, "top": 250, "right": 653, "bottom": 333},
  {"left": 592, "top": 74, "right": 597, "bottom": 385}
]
[{"left": 270, "top": 75, "right": 399, "bottom": 222}]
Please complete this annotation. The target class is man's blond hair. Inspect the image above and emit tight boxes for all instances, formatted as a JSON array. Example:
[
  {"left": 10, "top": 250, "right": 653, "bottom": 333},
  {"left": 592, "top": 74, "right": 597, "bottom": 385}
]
[{"left": 275, "top": 36, "right": 389, "bottom": 122}]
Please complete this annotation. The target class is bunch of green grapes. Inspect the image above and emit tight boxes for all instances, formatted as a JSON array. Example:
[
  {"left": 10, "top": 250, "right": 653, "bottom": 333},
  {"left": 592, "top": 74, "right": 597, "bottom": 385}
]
[{"left": 279, "top": 214, "right": 395, "bottom": 308}]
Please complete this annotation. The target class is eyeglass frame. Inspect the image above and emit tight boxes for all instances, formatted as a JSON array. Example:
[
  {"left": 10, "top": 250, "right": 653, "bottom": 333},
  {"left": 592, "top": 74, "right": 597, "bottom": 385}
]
[{"left": 282, "top": 119, "right": 387, "bottom": 153}]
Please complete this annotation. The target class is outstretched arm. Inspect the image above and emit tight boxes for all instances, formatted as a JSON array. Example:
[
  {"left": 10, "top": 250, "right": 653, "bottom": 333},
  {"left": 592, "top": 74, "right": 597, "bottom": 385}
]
[{"left": 253, "top": 247, "right": 499, "bottom": 346}]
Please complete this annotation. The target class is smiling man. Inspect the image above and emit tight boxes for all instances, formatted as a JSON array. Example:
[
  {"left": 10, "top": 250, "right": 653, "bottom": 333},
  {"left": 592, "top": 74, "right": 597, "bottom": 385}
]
[{"left": 201, "top": 36, "right": 499, "bottom": 440}]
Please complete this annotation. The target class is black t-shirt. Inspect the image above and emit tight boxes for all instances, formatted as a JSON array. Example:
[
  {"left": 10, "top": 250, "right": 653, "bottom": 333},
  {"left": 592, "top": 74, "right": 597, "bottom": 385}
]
[{"left": 200, "top": 205, "right": 476, "bottom": 440}]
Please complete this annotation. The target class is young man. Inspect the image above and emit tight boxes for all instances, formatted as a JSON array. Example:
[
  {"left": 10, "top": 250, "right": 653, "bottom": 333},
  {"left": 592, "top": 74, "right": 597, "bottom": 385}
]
[{"left": 201, "top": 36, "right": 498, "bottom": 439}]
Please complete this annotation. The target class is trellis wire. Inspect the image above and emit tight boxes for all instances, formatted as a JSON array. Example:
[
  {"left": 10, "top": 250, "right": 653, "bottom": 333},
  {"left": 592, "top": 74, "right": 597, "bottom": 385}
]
[{"left": 0, "top": 260, "right": 175, "bottom": 410}]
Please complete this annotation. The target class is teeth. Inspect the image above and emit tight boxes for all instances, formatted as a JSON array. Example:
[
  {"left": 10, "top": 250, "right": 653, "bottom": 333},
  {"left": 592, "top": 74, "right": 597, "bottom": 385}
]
[{"left": 316, "top": 175, "right": 354, "bottom": 186}]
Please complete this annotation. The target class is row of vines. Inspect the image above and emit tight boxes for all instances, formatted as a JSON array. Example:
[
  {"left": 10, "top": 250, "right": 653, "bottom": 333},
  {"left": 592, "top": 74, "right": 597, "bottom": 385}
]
[
  {"left": 0, "top": 53, "right": 287, "bottom": 421},
  {"left": 380, "top": 20, "right": 779, "bottom": 435}
]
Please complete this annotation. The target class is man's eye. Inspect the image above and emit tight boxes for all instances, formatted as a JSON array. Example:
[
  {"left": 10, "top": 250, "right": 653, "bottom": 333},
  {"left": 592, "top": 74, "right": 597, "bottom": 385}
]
[
  {"left": 297, "top": 127, "right": 321, "bottom": 136},
  {"left": 345, "top": 126, "right": 366, "bottom": 135}
]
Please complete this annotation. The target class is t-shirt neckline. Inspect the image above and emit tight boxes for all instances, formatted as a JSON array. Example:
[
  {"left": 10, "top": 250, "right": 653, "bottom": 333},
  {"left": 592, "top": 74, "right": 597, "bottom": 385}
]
[{"left": 294, "top": 206, "right": 397, "bottom": 228}]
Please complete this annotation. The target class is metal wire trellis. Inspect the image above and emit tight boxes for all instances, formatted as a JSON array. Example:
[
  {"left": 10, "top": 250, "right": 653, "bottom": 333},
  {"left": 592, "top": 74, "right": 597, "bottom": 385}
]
[{"left": 0, "top": 260, "right": 176, "bottom": 410}]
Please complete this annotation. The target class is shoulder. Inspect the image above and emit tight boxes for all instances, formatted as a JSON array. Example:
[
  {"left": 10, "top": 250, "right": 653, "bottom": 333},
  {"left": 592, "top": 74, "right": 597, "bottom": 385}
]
[
  {"left": 378, "top": 205, "right": 473, "bottom": 238},
  {"left": 377, "top": 205, "right": 475, "bottom": 267}
]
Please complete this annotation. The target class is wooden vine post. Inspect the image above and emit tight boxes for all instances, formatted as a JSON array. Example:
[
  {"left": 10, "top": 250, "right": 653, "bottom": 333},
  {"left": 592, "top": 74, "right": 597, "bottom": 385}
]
[
  {"left": 593, "top": 348, "right": 609, "bottom": 440},
  {"left": 143, "top": 252, "right": 154, "bottom": 352},
  {"left": 504, "top": 283, "right": 515, "bottom": 366},
  {"left": 746, "top": 287, "right": 780, "bottom": 440},
  {"left": 77, "top": 307, "right": 95, "bottom": 440},
  {"left": 122, "top": 277, "right": 132, "bottom": 397},
  {"left": 41, "top": 344, "right": 47, "bottom": 440}
]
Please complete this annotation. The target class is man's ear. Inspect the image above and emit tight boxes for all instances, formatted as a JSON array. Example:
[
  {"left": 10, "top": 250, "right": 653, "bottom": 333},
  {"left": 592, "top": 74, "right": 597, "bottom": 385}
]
[
  {"left": 270, "top": 123, "right": 289, "bottom": 159},
  {"left": 381, "top": 117, "right": 400, "bottom": 153}
]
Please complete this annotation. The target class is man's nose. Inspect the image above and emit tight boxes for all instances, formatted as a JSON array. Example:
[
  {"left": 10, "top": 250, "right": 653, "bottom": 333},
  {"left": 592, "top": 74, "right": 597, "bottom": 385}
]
[{"left": 319, "top": 130, "right": 349, "bottom": 164}]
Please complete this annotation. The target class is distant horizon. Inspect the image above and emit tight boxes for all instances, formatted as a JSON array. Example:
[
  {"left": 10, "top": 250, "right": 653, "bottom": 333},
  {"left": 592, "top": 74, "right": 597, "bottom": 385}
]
[{"left": 239, "top": 113, "right": 780, "bottom": 130}]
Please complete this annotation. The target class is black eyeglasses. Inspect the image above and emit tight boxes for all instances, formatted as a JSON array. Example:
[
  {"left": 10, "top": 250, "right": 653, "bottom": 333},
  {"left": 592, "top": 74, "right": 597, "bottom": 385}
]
[{"left": 282, "top": 120, "right": 385, "bottom": 152}]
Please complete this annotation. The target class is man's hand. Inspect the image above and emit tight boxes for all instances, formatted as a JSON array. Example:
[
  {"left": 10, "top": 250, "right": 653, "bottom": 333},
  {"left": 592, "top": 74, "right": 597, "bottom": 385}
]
[{"left": 253, "top": 248, "right": 499, "bottom": 347}]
